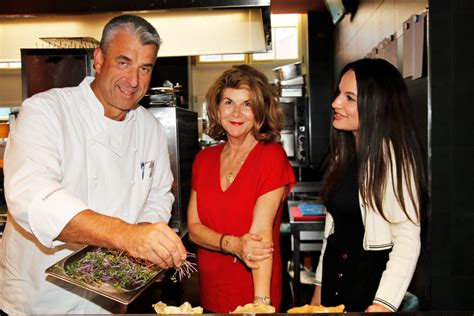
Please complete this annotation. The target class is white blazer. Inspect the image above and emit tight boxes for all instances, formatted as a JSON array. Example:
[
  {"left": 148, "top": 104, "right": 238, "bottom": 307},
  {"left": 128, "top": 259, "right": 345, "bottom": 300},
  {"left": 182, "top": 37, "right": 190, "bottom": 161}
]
[
  {"left": 0, "top": 77, "right": 174, "bottom": 314},
  {"left": 315, "top": 150, "right": 421, "bottom": 312}
]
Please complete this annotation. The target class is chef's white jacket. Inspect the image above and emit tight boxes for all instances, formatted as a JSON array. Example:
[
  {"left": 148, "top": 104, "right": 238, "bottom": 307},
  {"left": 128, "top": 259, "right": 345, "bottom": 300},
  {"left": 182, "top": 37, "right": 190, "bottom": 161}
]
[{"left": 0, "top": 77, "right": 174, "bottom": 314}]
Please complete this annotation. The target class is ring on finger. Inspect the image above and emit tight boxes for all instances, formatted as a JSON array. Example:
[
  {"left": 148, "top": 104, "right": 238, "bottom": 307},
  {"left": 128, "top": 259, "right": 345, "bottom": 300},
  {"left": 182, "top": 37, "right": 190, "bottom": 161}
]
[{"left": 246, "top": 252, "right": 252, "bottom": 261}]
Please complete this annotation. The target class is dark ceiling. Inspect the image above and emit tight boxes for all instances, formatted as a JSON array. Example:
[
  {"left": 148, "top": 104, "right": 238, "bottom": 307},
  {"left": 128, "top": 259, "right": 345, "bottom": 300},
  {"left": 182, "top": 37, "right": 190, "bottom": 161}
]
[
  {"left": 271, "top": 0, "right": 327, "bottom": 14},
  {"left": 0, "top": 0, "right": 327, "bottom": 17}
]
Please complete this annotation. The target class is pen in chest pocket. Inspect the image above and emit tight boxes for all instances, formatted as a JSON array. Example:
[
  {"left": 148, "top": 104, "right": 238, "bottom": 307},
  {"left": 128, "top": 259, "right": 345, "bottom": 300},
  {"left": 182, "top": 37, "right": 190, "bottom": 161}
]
[
  {"left": 140, "top": 161, "right": 155, "bottom": 179},
  {"left": 149, "top": 161, "right": 155, "bottom": 178}
]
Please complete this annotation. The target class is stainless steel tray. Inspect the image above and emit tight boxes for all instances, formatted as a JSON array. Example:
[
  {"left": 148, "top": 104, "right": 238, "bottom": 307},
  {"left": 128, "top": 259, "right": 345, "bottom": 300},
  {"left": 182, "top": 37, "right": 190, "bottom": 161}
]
[{"left": 45, "top": 245, "right": 163, "bottom": 305}]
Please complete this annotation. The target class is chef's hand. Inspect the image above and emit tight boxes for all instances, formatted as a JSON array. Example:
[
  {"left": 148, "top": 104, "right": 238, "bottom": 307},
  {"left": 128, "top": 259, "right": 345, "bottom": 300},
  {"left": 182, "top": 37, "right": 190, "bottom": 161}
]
[
  {"left": 365, "top": 303, "right": 391, "bottom": 312},
  {"left": 310, "top": 285, "right": 321, "bottom": 306},
  {"left": 235, "top": 233, "right": 273, "bottom": 269},
  {"left": 123, "top": 222, "right": 187, "bottom": 269}
]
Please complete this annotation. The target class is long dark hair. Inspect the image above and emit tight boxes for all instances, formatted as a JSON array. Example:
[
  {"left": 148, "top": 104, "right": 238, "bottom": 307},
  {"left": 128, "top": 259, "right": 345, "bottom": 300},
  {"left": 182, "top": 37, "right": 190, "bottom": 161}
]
[
  {"left": 323, "top": 58, "right": 427, "bottom": 223},
  {"left": 205, "top": 65, "right": 283, "bottom": 143}
]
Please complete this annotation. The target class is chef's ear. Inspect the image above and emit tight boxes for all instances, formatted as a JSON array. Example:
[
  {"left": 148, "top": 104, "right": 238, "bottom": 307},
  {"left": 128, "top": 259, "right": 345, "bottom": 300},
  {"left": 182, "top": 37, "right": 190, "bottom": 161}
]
[{"left": 93, "top": 47, "right": 105, "bottom": 73}]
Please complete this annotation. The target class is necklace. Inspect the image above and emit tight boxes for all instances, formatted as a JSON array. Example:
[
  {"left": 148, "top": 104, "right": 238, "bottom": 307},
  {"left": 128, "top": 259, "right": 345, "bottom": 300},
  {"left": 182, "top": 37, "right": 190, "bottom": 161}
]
[{"left": 225, "top": 139, "right": 256, "bottom": 184}]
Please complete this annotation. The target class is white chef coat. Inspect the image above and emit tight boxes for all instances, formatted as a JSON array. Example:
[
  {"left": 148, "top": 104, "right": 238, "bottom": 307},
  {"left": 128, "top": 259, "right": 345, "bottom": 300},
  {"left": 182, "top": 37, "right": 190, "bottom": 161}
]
[{"left": 0, "top": 77, "right": 174, "bottom": 314}]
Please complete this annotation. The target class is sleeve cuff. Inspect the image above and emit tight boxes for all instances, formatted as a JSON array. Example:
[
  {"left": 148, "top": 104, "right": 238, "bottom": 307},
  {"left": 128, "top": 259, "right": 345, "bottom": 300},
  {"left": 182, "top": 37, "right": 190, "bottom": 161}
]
[
  {"left": 373, "top": 297, "right": 397, "bottom": 312},
  {"left": 138, "top": 210, "right": 171, "bottom": 224}
]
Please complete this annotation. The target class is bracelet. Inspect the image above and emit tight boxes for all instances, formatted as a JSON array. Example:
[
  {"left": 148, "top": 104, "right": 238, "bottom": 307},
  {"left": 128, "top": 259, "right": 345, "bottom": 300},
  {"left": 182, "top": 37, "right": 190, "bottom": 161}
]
[
  {"left": 219, "top": 233, "right": 229, "bottom": 253},
  {"left": 254, "top": 295, "right": 272, "bottom": 305}
]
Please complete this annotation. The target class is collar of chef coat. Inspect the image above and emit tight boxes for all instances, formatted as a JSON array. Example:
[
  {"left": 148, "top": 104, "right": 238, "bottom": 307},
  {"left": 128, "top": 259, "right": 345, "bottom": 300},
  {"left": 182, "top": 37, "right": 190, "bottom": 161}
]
[
  {"left": 79, "top": 76, "right": 137, "bottom": 157},
  {"left": 80, "top": 76, "right": 137, "bottom": 123}
]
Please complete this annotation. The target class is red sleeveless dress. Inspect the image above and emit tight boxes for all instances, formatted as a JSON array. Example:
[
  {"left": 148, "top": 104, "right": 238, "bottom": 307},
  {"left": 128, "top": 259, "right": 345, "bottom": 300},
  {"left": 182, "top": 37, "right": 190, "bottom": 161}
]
[{"left": 191, "top": 142, "right": 295, "bottom": 313}]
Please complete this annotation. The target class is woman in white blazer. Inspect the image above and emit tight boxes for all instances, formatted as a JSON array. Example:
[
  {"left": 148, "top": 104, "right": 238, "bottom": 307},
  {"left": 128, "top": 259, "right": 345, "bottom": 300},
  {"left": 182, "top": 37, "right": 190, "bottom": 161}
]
[{"left": 310, "top": 58, "right": 428, "bottom": 312}]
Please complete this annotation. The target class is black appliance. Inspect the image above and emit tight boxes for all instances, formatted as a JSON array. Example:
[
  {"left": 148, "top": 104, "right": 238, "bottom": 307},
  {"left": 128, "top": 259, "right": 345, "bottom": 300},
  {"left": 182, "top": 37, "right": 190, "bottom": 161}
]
[
  {"left": 21, "top": 48, "right": 94, "bottom": 99},
  {"left": 280, "top": 96, "right": 314, "bottom": 168}
]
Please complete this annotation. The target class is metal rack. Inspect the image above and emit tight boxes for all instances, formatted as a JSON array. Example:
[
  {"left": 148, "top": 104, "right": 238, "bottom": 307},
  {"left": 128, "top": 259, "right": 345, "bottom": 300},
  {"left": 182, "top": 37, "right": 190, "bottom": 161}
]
[
  {"left": 40, "top": 37, "right": 99, "bottom": 49},
  {"left": 287, "top": 181, "right": 324, "bottom": 306}
]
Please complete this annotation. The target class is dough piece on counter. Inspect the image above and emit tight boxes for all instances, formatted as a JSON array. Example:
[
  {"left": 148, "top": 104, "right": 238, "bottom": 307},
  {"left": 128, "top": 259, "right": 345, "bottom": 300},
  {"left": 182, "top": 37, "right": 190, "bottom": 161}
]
[
  {"left": 152, "top": 301, "right": 203, "bottom": 314},
  {"left": 287, "top": 304, "right": 345, "bottom": 313},
  {"left": 231, "top": 303, "right": 276, "bottom": 314}
]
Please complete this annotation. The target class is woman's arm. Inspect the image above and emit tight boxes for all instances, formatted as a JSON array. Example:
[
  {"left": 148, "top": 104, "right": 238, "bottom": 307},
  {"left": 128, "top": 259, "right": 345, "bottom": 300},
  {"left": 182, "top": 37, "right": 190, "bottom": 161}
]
[
  {"left": 371, "top": 219, "right": 420, "bottom": 311},
  {"left": 187, "top": 189, "right": 274, "bottom": 267},
  {"left": 370, "top": 161, "right": 421, "bottom": 312},
  {"left": 366, "top": 219, "right": 420, "bottom": 313},
  {"left": 187, "top": 189, "right": 224, "bottom": 252},
  {"left": 310, "top": 285, "right": 321, "bottom": 305},
  {"left": 248, "top": 186, "right": 286, "bottom": 303}
]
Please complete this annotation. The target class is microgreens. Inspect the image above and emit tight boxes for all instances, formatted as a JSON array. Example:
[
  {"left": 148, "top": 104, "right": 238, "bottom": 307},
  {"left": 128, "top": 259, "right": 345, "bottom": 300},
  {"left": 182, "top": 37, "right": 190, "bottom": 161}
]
[
  {"left": 64, "top": 248, "right": 198, "bottom": 290},
  {"left": 170, "top": 252, "right": 198, "bottom": 283},
  {"left": 65, "top": 247, "right": 160, "bottom": 291}
]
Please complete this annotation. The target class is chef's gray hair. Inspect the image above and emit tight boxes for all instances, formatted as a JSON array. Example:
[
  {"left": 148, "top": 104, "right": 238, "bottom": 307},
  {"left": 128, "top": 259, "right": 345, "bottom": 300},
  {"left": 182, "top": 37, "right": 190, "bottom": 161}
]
[{"left": 100, "top": 14, "right": 162, "bottom": 53}]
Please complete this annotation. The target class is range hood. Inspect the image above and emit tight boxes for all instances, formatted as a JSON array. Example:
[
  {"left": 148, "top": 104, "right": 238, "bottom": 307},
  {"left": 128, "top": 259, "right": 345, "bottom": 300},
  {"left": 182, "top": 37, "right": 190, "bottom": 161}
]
[{"left": 0, "top": 0, "right": 271, "bottom": 59}]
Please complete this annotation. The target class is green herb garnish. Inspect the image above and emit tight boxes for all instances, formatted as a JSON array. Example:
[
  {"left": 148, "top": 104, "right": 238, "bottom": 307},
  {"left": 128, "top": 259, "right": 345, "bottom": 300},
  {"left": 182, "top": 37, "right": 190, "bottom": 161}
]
[
  {"left": 65, "top": 248, "right": 197, "bottom": 290},
  {"left": 64, "top": 247, "right": 160, "bottom": 291},
  {"left": 170, "top": 252, "right": 197, "bottom": 283}
]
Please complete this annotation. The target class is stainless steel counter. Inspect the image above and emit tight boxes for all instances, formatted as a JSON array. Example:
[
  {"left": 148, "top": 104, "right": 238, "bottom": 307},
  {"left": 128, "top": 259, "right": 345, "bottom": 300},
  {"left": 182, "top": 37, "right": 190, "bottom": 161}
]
[
  {"left": 0, "top": 166, "right": 5, "bottom": 237},
  {"left": 0, "top": 206, "right": 6, "bottom": 238}
]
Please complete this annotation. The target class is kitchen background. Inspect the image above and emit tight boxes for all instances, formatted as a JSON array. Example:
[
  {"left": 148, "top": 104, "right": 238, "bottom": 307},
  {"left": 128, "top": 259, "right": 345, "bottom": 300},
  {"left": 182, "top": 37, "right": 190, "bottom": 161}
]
[{"left": 1, "top": 0, "right": 473, "bottom": 312}]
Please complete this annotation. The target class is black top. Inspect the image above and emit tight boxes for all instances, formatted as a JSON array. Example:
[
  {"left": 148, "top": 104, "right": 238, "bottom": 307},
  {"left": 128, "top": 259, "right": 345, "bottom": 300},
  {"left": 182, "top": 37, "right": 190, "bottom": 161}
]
[{"left": 321, "top": 159, "right": 391, "bottom": 312}]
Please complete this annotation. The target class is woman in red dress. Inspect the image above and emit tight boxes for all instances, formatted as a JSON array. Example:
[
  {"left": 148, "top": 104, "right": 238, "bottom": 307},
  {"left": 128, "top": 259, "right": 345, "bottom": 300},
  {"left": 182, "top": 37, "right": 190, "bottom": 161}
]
[{"left": 187, "top": 65, "right": 295, "bottom": 313}]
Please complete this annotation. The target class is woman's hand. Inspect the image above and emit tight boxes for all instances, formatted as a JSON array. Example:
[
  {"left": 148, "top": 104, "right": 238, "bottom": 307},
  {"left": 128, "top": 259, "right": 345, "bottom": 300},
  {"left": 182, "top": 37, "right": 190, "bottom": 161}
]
[
  {"left": 365, "top": 304, "right": 391, "bottom": 312},
  {"left": 234, "top": 233, "right": 273, "bottom": 269},
  {"left": 310, "top": 285, "right": 321, "bottom": 306}
]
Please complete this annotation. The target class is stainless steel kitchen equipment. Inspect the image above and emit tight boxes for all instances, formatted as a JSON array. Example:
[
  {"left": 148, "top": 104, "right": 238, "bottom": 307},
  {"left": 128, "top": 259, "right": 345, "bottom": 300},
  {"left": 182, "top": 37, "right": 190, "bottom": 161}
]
[
  {"left": 279, "top": 96, "right": 313, "bottom": 167},
  {"left": 148, "top": 106, "right": 200, "bottom": 233},
  {"left": 45, "top": 245, "right": 164, "bottom": 305},
  {"left": 0, "top": 208, "right": 6, "bottom": 237},
  {"left": 145, "top": 87, "right": 177, "bottom": 107},
  {"left": 273, "top": 62, "right": 303, "bottom": 81},
  {"left": 0, "top": 162, "right": 6, "bottom": 237}
]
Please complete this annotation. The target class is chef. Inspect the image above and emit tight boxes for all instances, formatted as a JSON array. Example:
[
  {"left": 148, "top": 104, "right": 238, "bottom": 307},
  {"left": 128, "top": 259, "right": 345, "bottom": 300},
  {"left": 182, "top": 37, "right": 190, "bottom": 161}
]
[{"left": 0, "top": 14, "right": 187, "bottom": 314}]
